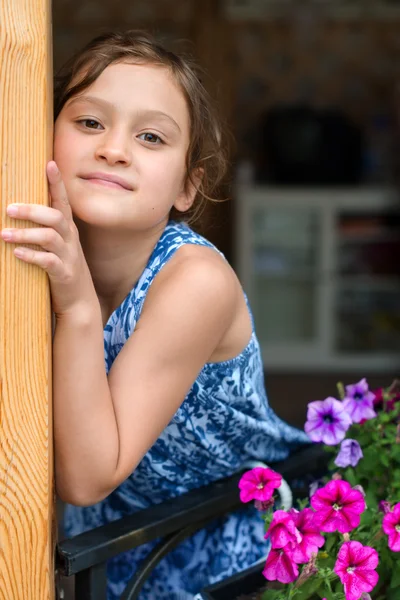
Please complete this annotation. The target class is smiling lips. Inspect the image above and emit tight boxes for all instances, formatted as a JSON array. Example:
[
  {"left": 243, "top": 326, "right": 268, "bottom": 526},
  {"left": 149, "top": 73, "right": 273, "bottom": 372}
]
[{"left": 80, "top": 172, "right": 133, "bottom": 191}]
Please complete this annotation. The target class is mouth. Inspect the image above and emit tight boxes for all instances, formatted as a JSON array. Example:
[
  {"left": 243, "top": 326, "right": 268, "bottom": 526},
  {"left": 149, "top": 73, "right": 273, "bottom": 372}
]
[{"left": 80, "top": 173, "right": 133, "bottom": 191}]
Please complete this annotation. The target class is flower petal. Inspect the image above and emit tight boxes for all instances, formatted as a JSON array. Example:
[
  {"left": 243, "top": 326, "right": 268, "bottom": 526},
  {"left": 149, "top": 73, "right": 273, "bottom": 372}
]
[
  {"left": 262, "top": 549, "right": 299, "bottom": 584},
  {"left": 388, "top": 531, "right": 400, "bottom": 552}
]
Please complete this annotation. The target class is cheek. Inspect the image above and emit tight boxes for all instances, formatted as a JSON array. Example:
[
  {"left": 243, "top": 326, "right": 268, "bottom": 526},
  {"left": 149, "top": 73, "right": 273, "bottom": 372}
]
[
  {"left": 53, "top": 134, "right": 69, "bottom": 168},
  {"left": 53, "top": 126, "right": 82, "bottom": 170},
  {"left": 146, "top": 153, "right": 186, "bottom": 192}
]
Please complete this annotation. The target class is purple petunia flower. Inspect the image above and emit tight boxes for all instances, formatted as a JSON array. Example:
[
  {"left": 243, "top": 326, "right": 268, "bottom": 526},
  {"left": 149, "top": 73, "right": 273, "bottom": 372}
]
[
  {"left": 334, "top": 439, "right": 363, "bottom": 468},
  {"left": 343, "top": 378, "right": 376, "bottom": 424},
  {"left": 305, "top": 397, "right": 352, "bottom": 446}
]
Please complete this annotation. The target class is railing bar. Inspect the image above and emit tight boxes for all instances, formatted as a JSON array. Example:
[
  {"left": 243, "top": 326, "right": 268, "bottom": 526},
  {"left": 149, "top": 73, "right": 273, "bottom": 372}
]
[
  {"left": 121, "top": 517, "right": 219, "bottom": 600},
  {"left": 57, "top": 445, "right": 329, "bottom": 576},
  {"left": 74, "top": 562, "right": 107, "bottom": 600}
]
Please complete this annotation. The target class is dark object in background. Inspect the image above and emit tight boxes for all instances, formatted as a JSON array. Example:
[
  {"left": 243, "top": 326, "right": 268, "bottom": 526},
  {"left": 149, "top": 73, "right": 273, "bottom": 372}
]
[{"left": 255, "top": 105, "right": 364, "bottom": 185}]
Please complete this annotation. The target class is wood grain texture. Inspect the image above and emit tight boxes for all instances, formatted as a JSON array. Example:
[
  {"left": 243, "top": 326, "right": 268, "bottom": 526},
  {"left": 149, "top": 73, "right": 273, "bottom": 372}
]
[{"left": 0, "top": 0, "right": 54, "bottom": 598}]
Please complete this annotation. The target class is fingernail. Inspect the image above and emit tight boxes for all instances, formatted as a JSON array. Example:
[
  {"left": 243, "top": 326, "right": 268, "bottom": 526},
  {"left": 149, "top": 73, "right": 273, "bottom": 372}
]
[
  {"left": 7, "top": 205, "right": 18, "bottom": 216},
  {"left": 1, "top": 229, "right": 13, "bottom": 240}
]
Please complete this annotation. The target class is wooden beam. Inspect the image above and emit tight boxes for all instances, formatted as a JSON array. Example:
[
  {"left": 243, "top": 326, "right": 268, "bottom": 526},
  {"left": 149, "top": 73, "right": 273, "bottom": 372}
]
[{"left": 0, "top": 1, "right": 54, "bottom": 599}]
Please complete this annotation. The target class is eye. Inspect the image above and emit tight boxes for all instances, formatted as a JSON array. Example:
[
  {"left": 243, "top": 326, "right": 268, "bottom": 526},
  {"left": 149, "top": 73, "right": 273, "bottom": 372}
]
[
  {"left": 77, "top": 119, "right": 103, "bottom": 130},
  {"left": 137, "top": 132, "right": 163, "bottom": 144}
]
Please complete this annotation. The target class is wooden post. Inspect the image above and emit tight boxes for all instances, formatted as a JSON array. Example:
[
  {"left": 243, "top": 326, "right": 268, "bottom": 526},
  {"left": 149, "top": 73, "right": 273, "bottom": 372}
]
[{"left": 0, "top": 1, "right": 54, "bottom": 599}]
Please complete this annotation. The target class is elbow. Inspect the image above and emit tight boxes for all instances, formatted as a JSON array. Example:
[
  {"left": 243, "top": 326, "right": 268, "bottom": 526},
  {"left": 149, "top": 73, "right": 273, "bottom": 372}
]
[{"left": 56, "top": 480, "right": 111, "bottom": 507}]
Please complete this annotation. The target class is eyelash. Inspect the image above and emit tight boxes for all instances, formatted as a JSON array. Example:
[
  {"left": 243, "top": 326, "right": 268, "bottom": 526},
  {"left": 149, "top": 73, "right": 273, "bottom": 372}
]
[
  {"left": 137, "top": 132, "right": 164, "bottom": 145},
  {"left": 76, "top": 119, "right": 165, "bottom": 144},
  {"left": 77, "top": 118, "right": 103, "bottom": 130}
]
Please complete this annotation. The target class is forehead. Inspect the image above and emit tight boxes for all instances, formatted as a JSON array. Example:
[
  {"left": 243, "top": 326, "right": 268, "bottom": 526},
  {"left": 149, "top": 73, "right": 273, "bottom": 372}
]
[{"left": 68, "top": 62, "right": 189, "bottom": 128}]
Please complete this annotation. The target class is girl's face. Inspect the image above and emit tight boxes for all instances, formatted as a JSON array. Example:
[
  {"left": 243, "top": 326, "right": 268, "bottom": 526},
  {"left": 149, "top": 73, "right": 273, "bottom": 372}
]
[{"left": 54, "top": 62, "right": 194, "bottom": 233}]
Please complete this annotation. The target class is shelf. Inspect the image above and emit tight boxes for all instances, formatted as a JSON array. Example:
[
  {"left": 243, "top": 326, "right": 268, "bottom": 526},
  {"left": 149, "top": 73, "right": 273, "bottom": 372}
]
[
  {"left": 336, "top": 276, "right": 400, "bottom": 290},
  {"left": 253, "top": 270, "right": 317, "bottom": 279},
  {"left": 260, "top": 347, "right": 400, "bottom": 373},
  {"left": 236, "top": 186, "right": 400, "bottom": 371},
  {"left": 253, "top": 238, "right": 316, "bottom": 248},
  {"left": 338, "top": 232, "right": 400, "bottom": 244}
]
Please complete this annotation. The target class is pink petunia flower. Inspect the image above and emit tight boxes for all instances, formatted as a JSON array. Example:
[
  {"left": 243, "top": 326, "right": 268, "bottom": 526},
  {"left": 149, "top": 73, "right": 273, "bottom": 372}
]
[
  {"left": 238, "top": 467, "right": 282, "bottom": 503},
  {"left": 334, "top": 541, "right": 379, "bottom": 600},
  {"left": 382, "top": 502, "right": 400, "bottom": 552},
  {"left": 311, "top": 479, "right": 365, "bottom": 533},
  {"left": 262, "top": 546, "right": 299, "bottom": 584},
  {"left": 264, "top": 510, "right": 302, "bottom": 549},
  {"left": 288, "top": 508, "right": 325, "bottom": 564}
]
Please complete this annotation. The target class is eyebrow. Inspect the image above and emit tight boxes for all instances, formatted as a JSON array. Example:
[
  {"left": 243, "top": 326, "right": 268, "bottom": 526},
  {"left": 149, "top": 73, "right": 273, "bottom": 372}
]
[{"left": 68, "top": 95, "right": 182, "bottom": 133}]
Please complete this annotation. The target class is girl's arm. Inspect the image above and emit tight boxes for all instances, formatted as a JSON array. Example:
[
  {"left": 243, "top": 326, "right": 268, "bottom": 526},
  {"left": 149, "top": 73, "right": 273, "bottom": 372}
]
[
  {"left": 53, "top": 249, "right": 237, "bottom": 505},
  {"left": 1, "top": 162, "right": 238, "bottom": 505}
]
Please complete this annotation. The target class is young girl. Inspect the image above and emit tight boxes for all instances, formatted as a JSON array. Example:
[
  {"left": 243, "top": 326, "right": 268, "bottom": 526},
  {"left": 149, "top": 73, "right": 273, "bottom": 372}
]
[{"left": 1, "top": 30, "right": 308, "bottom": 599}]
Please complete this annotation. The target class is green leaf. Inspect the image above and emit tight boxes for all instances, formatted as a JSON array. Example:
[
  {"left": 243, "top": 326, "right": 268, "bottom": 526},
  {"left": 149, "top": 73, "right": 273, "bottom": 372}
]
[
  {"left": 343, "top": 468, "right": 357, "bottom": 486},
  {"left": 294, "top": 577, "right": 324, "bottom": 599},
  {"left": 381, "top": 452, "right": 390, "bottom": 467},
  {"left": 262, "top": 590, "right": 285, "bottom": 600},
  {"left": 317, "top": 588, "right": 335, "bottom": 600},
  {"left": 390, "top": 565, "right": 400, "bottom": 589}
]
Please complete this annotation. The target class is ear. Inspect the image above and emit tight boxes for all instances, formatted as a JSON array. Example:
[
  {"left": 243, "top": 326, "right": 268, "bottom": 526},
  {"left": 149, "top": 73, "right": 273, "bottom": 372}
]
[{"left": 174, "top": 168, "right": 204, "bottom": 214}]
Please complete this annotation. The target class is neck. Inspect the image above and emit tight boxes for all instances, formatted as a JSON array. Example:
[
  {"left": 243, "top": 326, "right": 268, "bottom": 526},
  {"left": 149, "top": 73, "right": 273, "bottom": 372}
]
[{"left": 76, "top": 219, "right": 167, "bottom": 323}]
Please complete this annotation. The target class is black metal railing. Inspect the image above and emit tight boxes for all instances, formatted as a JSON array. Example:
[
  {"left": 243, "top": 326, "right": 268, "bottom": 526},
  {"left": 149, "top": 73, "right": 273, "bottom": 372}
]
[{"left": 56, "top": 444, "right": 328, "bottom": 599}]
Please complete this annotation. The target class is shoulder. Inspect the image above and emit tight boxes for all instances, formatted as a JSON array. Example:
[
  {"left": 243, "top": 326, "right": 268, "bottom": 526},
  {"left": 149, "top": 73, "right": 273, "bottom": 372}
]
[
  {"left": 141, "top": 242, "right": 239, "bottom": 327},
  {"left": 161, "top": 243, "right": 237, "bottom": 303}
]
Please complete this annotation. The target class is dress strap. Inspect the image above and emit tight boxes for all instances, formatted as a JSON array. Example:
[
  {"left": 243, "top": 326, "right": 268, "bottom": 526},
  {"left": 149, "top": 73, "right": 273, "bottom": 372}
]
[{"left": 133, "top": 221, "right": 218, "bottom": 320}]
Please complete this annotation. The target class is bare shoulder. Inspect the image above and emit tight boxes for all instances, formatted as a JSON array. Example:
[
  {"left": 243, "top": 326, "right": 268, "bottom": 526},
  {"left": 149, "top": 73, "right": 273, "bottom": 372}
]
[{"left": 143, "top": 243, "right": 239, "bottom": 317}]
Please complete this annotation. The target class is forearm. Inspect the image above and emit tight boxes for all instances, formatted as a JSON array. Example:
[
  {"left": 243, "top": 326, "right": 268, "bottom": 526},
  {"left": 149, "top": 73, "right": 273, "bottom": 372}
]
[{"left": 53, "top": 305, "right": 119, "bottom": 505}]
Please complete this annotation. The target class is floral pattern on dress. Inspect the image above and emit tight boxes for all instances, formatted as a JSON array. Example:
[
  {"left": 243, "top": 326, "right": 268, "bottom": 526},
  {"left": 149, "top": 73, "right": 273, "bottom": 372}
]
[{"left": 64, "top": 221, "right": 309, "bottom": 599}]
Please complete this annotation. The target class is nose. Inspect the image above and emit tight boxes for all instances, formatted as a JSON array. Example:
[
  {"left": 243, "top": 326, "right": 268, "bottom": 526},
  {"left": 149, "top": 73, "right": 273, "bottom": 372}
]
[{"left": 95, "top": 128, "right": 132, "bottom": 166}]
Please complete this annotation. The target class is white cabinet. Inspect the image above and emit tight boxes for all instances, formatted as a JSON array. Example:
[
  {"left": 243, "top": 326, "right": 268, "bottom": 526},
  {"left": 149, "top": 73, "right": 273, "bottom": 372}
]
[{"left": 235, "top": 186, "right": 400, "bottom": 371}]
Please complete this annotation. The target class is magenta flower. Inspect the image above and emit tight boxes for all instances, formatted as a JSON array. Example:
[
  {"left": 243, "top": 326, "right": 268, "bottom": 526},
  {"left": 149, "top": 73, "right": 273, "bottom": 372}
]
[
  {"left": 334, "top": 439, "right": 363, "bottom": 468},
  {"left": 288, "top": 508, "right": 325, "bottom": 564},
  {"left": 238, "top": 467, "right": 282, "bottom": 503},
  {"left": 382, "top": 502, "right": 400, "bottom": 551},
  {"left": 334, "top": 541, "right": 379, "bottom": 600},
  {"left": 265, "top": 510, "right": 302, "bottom": 549},
  {"left": 343, "top": 378, "right": 376, "bottom": 423},
  {"left": 305, "top": 397, "right": 352, "bottom": 445},
  {"left": 311, "top": 480, "right": 365, "bottom": 533},
  {"left": 262, "top": 546, "right": 299, "bottom": 584}
]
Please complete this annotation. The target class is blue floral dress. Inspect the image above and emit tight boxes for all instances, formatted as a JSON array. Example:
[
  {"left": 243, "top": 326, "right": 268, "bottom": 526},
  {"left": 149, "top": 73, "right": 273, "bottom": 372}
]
[{"left": 64, "top": 221, "right": 309, "bottom": 599}]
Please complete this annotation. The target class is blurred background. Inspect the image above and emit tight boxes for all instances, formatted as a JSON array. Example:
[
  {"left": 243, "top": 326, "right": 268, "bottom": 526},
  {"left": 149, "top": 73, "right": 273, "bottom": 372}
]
[{"left": 52, "top": 0, "right": 400, "bottom": 427}]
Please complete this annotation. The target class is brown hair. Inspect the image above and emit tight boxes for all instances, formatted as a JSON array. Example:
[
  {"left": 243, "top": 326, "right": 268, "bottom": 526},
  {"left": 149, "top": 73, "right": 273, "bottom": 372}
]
[{"left": 54, "top": 30, "right": 229, "bottom": 225}]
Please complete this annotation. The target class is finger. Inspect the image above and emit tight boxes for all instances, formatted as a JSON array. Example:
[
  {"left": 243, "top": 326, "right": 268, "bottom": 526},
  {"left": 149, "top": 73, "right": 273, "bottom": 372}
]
[
  {"left": 13, "top": 247, "right": 64, "bottom": 278},
  {"left": 6, "top": 203, "right": 70, "bottom": 240},
  {"left": 1, "top": 227, "right": 65, "bottom": 256},
  {"left": 46, "top": 161, "right": 73, "bottom": 221}
]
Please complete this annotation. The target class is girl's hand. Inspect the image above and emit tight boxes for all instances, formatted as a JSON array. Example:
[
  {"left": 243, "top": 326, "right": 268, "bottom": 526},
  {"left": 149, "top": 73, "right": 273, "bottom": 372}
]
[{"left": 1, "top": 161, "right": 97, "bottom": 317}]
